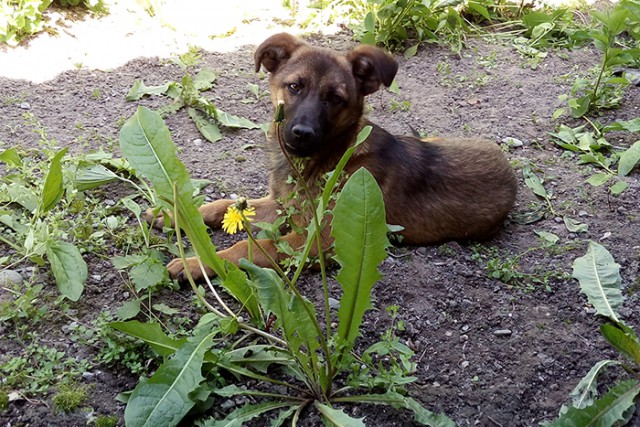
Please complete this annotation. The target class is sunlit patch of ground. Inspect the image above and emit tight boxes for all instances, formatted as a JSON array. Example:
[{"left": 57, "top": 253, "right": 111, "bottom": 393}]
[{"left": 0, "top": 0, "right": 306, "bottom": 83}]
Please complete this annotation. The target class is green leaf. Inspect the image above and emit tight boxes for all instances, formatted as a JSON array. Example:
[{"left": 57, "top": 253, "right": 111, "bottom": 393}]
[
  {"left": 0, "top": 147, "right": 22, "bottom": 166},
  {"left": 116, "top": 299, "right": 142, "bottom": 320},
  {"left": 188, "top": 108, "right": 222, "bottom": 143},
  {"left": 119, "top": 106, "right": 227, "bottom": 279},
  {"left": 126, "top": 79, "right": 171, "bottom": 101},
  {"left": 130, "top": 254, "right": 168, "bottom": 291},
  {"left": 199, "top": 401, "right": 294, "bottom": 427},
  {"left": 586, "top": 173, "right": 610, "bottom": 187},
  {"left": 109, "top": 320, "right": 187, "bottom": 357},
  {"left": 40, "top": 148, "right": 68, "bottom": 214},
  {"left": 332, "top": 168, "right": 388, "bottom": 350},
  {"left": 315, "top": 402, "right": 365, "bottom": 426},
  {"left": 124, "top": 332, "right": 214, "bottom": 427},
  {"left": 618, "top": 140, "right": 640, "bottom": 176},
  {"left": 46, "top": 241, "right": 86, "bottom": 301},
  {"left": 216, "top": 109, "right": 260, "bottom": 129},
  {"left": 74, "top": 164, "right": 120, "bottom": 190},
  {"left": 603, "top": 118, "right": 640, "bottom": 133},
  {"left": 222, "top": 266, "right": 261, "bottom": 323},
  {"left": 601, "top": 322, "right": 640, "bottom": 364},
  {"left": 534, "top": 230, "right": 559, "bottom": 244},
  {"left": 193, "top": 68, "right": 217, "bottom": 91},
  {"left": 544, "top": 380, "right": 640, "bottom": 427},
  {"left": 241, "top": 261, "right": 320, "bottom": 378},
  {"left": 404, "top": 44, "right": 419, "bottom": 59},
  {"left": 572, "top": 241, "right": 623, "bottom": 323},
  {"left": 610, "top": 180, "right": 628, "bottom": 195},
  {"left": 334, "top": 391, "right": 456, "bottom": 427},
  {"left": 565, "top": 360, "right": 621, "bottom": 411},
  {"left": 563, "top": 216, "right": 588, "bottom": 233},
  {"left": 523, "top": 167, "right": 548, "bottom": 198}
]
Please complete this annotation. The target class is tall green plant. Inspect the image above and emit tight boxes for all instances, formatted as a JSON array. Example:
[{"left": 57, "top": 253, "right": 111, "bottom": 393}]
[{"left": 116, "top": 106, "right": 455, "bottom": 426}]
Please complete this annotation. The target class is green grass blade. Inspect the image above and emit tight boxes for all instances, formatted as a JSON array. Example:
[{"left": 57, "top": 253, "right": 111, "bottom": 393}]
[
  {"left": 45, "top": 240, "right": 86, "bottom": 301},
  {"left": 332, "top": 167, "right": 388, "bottom": 348},
  {"left": 124, "top": 331, "right": 214, "bottom": 427},
  {"left": 572, "top": 241, "right": 623, "bottom": 323}
]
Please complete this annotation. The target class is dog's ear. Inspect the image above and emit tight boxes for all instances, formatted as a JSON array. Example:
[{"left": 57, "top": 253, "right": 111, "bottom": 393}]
[
  {"left": 255, "top": 33, "right": 306, "bottom": 73},
  {"left": 348, "top": 45, "right": 398, "bottom": 96}
]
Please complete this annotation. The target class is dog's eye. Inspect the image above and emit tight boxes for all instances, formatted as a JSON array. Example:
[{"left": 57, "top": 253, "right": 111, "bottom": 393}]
[
  {"left": 330, "top": 94, "right": 344, "bottom": 105},
  {"left": 288, "top": 83, "right": 301, "bottom": 94}
]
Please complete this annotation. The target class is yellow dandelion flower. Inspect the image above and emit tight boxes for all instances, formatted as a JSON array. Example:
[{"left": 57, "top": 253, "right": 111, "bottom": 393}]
[{"left": 221, "top": 200, "right": 256, "bottom": 235}]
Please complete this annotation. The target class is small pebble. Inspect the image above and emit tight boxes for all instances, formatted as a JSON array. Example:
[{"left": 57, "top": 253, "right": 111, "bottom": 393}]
[
  {"left": 578, "top": 210, "right": 589, "bottom": 217},
  {"left": 494, "top": 329, "right": 512, "bottom": 337},
  {"left": 554, "top": 217, "right": 563, "bottom": 223},
  {"left": 0, "top": 270, "right": 23, "bottom": 286},
  {"left": 19, "top": 102, "right": 30, "bottom": 109},
  {"left": 193, "top": 138, "right": 203, "bottom": 146},
  {"left": 328, "top": 297, "right": 340, "bottom": 309}
]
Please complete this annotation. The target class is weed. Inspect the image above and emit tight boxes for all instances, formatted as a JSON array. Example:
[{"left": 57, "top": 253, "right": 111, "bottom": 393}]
[
  {"left": 0, "top": 391, "right": 8, "bottom": 410},
  {"left": 91, "top": 88, "right": 101, "bottom": 99},
  {"left": 53, "top": 384, "right": 87, "bottom": 413},
  {"left": 389, "top": 99, "right": 411, "bottom": 112},
  {"left": 95, "top": 415, "right": 118, "bottom": 427},
  {"left": 115, "top": 107, "right": 455, "bottom": 425},
  {"left": 126, "top": 69, "right": 259, "bottom": 143}
]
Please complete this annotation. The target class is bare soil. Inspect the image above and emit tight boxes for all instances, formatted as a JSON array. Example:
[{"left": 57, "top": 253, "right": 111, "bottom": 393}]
[{"left": 1, "top": 24, "right": 639, "bottom": 427}]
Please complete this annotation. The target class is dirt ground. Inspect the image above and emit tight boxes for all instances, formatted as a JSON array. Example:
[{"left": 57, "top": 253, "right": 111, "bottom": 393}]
[{"left": 1, "top": 9, "right": 640, "bottom": 427}]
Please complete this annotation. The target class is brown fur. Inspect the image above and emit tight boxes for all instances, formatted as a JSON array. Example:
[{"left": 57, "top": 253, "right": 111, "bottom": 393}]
[{"left": 148, "top": 33, "right": 518, "bottom": 281}]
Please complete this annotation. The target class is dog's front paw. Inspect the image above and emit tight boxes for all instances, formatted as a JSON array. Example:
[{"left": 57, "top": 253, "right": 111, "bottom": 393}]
[
  {"left": 167, "top": 257, "right": 215, "bottom": 282},
  {"left": 144, "top": 207, "right": 172, "bottom": 230}
]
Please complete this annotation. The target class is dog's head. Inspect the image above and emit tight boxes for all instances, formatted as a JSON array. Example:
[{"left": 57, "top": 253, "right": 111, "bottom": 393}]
[{"left": 255, "top": 33, "right": 398, "bottom": 158}]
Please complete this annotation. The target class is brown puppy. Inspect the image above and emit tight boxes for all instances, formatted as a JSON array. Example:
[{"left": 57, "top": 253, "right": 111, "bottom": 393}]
[{"left": 151, "top": 33, "right": 518, "bottom": 280}]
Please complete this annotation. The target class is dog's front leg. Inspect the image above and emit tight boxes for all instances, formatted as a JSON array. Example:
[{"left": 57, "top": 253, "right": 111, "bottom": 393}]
[
  {"left": 166, "top": 229, "right": 333, "bottom": 282},
  {"left": 145, "top": 196, "right": 280, "bottom": 229}
]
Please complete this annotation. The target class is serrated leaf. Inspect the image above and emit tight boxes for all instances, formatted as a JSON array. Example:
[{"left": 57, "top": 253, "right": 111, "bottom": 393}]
[
  {"left": 334, "top": 391, "right": 455, "bottom": 427},
  {"left": 46, "top": 240, "right": 86, "bottom": 301},
  {"left": 618, "top": 140, "right": 640, "bottom": 176},
  {"left": 0, "top": 147, "right": 22, "bottom": 166},
  {"left": 188, "top": 108, "right": 222, "bottom": 143},
  {"left": 603, "top": 118, "right": 640, "bottom": 133},
  {"left": 124, "top": 332, "right": 214, "bottom": 427},
  {"left": 315, "top": 402, "right": 365, "bottom": 426},
  {"left": 601, "top": 322, "right": 640, "bottom": 364},
  {"left": 543, "top": 380, "right": 640, "bottom": 427},
  {"left": 216, "top": 109, "right": 260, "bottom": 129},
  {"left": 572, "top": 241, "right": 622, "bottom": 323},
  {"left": 40, "top": 148, "right": 68, "bottom": 214},
  {"left": 130, "top": 254, "right": 168, "bottom": 291},
  {"left": 200, "top": 401, "right": 294, "bottom": 427},
  {"left": 126, "top": 79, "right": 171, "bottom": 101},
  {"left": 563, "top": 216, "right": 588, "bottom": 233},
  {"left": 534, "top": 230, "right": 559, "bottom": 244},
  {"left": 193, "top": 68, "right": 217, "bottom": 91},
  {"left": 109, "top": 320, "right": 187, "bottom": 357},
  {"left": 566, "top": 360, "right": 621, "bottom": 411},
  {"left": 332, "top": 168, "right": 388, "bottom": 350},
  {"left": 523, "top": 167, "right": 548, "bottom": 198}
]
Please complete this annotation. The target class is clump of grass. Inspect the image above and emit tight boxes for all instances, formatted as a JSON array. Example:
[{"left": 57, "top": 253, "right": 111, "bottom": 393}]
[
  {"left": 95, "top": 415, "right": 118, "bottom": 427},
  {"left": 53, "top": 385, "right": 87, "bottom": 413}
]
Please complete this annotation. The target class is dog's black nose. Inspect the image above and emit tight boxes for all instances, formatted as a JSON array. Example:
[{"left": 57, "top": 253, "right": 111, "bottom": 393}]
[{"left": 291, "top": 124, "right": 315, "bottom": 140}]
